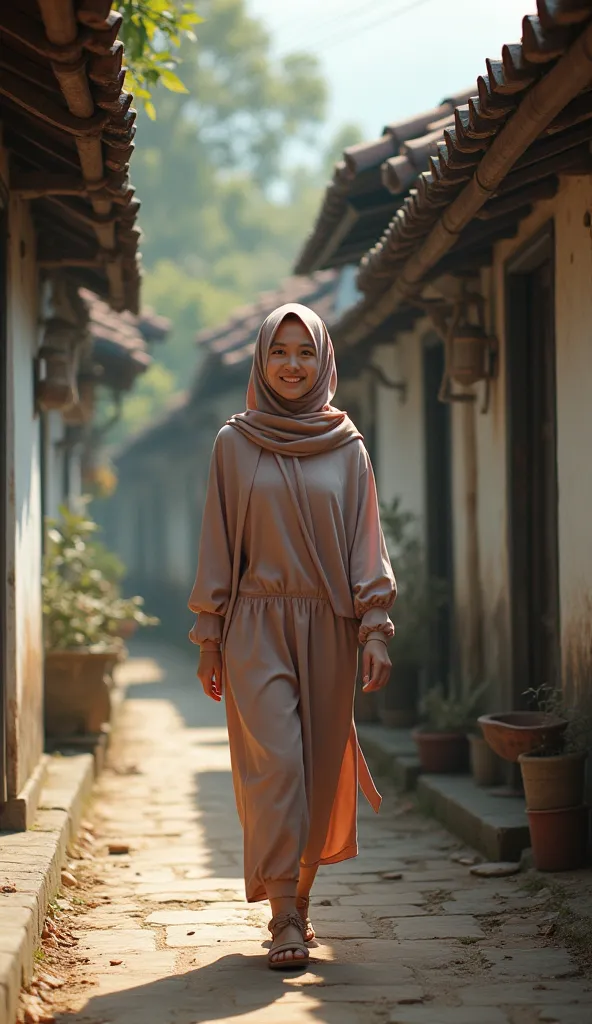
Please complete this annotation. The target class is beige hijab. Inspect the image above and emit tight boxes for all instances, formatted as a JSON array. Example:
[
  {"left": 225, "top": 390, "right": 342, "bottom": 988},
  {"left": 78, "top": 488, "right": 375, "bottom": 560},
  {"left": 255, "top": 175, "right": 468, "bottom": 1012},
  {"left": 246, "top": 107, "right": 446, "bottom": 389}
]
[{"left": 227, "top": 303, "right": 361, "bottom": 456}]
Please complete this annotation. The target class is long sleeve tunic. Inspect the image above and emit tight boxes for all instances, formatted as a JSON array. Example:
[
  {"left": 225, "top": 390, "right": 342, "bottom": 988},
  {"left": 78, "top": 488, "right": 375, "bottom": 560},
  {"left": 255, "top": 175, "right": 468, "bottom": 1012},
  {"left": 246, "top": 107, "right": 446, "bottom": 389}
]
[{"left": 188, "top": 425, "right": 396, "bottom": 902}]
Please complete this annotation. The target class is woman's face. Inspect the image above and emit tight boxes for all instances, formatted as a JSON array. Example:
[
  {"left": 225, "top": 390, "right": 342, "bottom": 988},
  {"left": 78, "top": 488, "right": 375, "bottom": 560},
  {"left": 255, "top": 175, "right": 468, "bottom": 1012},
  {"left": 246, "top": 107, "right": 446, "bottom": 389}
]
[{"left": 266, "top": 318, "right": 319, "bottom": 401}]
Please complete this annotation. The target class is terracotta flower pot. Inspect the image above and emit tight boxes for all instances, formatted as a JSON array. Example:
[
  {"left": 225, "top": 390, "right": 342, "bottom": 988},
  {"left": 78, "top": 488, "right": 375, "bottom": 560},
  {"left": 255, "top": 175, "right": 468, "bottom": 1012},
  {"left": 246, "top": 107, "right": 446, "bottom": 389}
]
[
  {"left": 527, "top": 805, "right": 589, "bottom": 872},
  {"left": 478, "top": 712, "right": 568, "bottom": 763},
  {"left": 469, "top": 733, "right": 502, "bottom": 787},
  {"left": 412, "top": 729, "right": 469, "bottom": 774},
  {"left": 518, "top": 751, "right": 587, "bottom": 811},
  {"left": 44, "top": 649, "right": 118, "bottom": 737}
]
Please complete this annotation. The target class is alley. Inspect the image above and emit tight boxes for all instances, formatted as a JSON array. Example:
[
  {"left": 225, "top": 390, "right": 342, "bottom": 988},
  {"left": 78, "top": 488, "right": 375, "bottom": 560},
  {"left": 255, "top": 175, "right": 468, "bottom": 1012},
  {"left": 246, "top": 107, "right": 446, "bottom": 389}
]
[{"left": 23, "top": 645, "right": 592, "bottom": 1024}]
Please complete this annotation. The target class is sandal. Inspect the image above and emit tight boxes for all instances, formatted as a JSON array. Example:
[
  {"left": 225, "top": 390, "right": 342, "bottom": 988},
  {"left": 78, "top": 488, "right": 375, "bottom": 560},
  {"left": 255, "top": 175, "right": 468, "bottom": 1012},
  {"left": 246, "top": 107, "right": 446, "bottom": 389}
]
[
  {"left": 296, "top": 895, "right": 315, "bottom": 942},
  {"left": 267, "top": 911, "right": 310, "bottom": 971}
]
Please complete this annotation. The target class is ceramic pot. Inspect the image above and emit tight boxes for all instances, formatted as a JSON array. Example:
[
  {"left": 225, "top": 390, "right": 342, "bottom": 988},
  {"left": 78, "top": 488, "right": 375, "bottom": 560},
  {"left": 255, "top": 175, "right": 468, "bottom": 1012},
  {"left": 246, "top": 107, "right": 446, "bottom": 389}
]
[
  {"left": 469, "top": 733, "right": 502, "bottom": 786},
  {"left": 44, "top": 649, "right": 118, "bottom": 737},
  {"left": 478, "top": 712, "right": 567, "bottom": 763},
  {"left": 412, "top": 729, "right": 469, "bottom": 774},
  {"left": 527, "top": 805, "right": 589, "bottom": 872},
  {"left": 518, "top": 751, "right": 587, "bottom": 811}
]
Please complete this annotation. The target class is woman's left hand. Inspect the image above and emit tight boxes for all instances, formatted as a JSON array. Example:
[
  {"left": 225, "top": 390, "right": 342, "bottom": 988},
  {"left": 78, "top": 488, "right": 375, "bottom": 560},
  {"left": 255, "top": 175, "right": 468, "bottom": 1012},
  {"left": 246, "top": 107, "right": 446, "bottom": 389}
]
[{"left": 362, "top": 639, "right": 392, "bottom": 692}]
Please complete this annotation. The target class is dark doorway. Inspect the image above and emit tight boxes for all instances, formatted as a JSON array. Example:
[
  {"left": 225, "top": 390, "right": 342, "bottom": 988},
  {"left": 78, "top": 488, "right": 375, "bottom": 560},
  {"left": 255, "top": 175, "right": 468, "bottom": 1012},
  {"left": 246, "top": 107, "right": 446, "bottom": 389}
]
[
  {"left": 506, "top": 225, "right": 560, "bottom": 708},
  {"left": 423, "top": 337, "right": 453, "bottom": 692},
  {"left": 0, "top": 199, "right": 8, "bottom": 805}
]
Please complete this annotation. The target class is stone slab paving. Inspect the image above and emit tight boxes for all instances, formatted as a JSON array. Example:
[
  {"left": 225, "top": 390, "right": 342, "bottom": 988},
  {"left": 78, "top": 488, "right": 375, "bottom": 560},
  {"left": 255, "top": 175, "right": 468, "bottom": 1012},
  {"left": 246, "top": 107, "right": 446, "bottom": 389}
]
[{"left": 21, "top": 643, "right": 592, "bottom": 1024}]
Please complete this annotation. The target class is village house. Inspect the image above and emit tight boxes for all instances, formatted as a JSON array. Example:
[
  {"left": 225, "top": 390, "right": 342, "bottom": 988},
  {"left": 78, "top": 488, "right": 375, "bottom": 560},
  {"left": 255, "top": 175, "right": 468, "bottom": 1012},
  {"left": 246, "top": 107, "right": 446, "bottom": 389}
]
[
  {"left": 0, "top": 0, "right": 144, "bottom": 830},
  {"left": 294, "top": 0, "right": 592, "bottom": 737}
]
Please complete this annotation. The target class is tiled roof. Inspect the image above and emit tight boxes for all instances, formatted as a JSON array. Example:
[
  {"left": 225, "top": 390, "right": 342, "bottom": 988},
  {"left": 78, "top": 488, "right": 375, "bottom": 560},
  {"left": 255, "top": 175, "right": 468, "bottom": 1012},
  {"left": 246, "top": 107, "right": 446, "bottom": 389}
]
[
  {"left": 1, "top": 1, "right": 142, "bottom": 312},
  {"left": 330, "top": 0, "right": 592, "bottom": 343},
  {"left": 81, "top": 287, "right": 167, "bottom": 389},
  {"left": 294, "top": 91, "right": 473, "bottom": 275},
  {"left": 195, "top": 271, "right": 338, "bottom": 367}
]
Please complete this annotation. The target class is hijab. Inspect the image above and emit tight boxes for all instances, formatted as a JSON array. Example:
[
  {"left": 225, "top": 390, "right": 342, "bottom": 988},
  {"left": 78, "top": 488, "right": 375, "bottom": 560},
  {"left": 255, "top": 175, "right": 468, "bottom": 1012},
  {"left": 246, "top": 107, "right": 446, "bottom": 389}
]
[{"left": 227, "top": 303, "right": 362, "bottom": 456}]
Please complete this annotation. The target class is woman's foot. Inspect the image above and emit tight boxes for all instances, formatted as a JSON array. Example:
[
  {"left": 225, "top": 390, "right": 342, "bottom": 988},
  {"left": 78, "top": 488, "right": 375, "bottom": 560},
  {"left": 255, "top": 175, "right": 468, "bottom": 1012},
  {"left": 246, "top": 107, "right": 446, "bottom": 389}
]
[
  {"left": 268, "top": 911, "right": 310, "bottom": 969},
  {"left": 296, "top": 895, "right": 315, "bottom": 942}
]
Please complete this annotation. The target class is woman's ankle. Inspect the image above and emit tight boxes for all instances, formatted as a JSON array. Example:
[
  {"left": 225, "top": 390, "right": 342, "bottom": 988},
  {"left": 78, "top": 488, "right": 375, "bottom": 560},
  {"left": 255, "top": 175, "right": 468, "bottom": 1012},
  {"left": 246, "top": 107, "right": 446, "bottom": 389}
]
[{"left": 269, "top": 895, "right": 297, "bottom": 919}]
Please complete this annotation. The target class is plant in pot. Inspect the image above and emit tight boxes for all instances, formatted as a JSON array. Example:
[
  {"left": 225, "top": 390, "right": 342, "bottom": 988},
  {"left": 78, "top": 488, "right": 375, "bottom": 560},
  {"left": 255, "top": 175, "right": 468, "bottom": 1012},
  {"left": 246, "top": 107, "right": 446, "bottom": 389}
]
[
  {"left": 373, "top": 498, "right": 448, "bottom": 729},
  {"left": 413, "top": 682, "right": 488, "bottom": 774},
  {"left": 517, "top": 685, "right": 591, "bottom": 872},
  {"left": 43, "top": 503, "right": 158, "bottom": 738}
]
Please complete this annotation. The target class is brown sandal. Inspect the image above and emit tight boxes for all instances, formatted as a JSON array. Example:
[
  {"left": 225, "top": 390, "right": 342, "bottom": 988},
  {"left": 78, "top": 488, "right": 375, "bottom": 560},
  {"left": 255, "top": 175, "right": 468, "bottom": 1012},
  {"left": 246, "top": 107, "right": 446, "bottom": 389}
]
[
  {"left": 267, "top": 911, "right": 310, "bottom": 970},
  {"left": 296, "top": 895, "right": 315, "bottom": 942}
]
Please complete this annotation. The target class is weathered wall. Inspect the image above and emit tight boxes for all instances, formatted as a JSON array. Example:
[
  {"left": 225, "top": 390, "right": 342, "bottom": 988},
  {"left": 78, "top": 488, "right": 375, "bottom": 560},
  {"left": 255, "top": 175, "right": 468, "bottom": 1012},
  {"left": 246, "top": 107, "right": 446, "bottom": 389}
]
[
  {"left": 451, "top": 175, "right": 592, "bottom": 710},
  {"left": 5, "top": 191, "right": 44, "bottom": 797}
]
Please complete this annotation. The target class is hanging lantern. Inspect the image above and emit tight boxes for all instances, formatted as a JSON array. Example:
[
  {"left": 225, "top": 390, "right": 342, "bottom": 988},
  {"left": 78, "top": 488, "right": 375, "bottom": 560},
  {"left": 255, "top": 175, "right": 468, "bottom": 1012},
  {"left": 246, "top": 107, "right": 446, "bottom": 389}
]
[
  {"left": 35, "top": 319, "right": 79, "bottom": 413},
  {"left": 449, "top": 323, "right": 492, "bottom": 387},
  {"left": 436, "top": 285, "right": 498, "bottom": 411}
]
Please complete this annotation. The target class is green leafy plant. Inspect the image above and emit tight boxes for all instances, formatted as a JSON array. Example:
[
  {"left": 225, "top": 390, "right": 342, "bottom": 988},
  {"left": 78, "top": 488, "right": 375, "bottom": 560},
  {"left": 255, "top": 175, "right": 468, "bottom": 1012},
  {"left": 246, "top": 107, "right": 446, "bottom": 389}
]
[
  {"left": 380, "top": 497, "right": 448, "bottom": 668},
  {"left": 523, "top": 684, "right": 592, "bottom": 756},
  {"left": 42, "top": 502, "right": 158, "bottom": 652},
  {"left": 418, "top": 682, "right": 489, "bottom": 734},
  {"left": 119, "top": 0, "right": 202, "bottom": 118}
]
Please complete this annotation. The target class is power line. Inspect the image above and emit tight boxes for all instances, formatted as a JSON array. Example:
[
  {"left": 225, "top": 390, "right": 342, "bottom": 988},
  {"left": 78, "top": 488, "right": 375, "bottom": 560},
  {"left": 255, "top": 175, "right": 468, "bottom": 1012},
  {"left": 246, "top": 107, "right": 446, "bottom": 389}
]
[
  {"left": 273, "top": 0, "right": 397, "bottom": 38},
  {"left": 285, "top": 0, "right": 437, "bottom": 55}
]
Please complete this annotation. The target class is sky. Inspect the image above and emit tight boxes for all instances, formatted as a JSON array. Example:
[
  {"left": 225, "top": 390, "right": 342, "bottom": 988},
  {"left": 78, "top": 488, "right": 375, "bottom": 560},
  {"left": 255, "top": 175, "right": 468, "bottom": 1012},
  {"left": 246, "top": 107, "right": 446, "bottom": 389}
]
[{"left": 248, "top": 0, "right": 532, "bottom": 142}]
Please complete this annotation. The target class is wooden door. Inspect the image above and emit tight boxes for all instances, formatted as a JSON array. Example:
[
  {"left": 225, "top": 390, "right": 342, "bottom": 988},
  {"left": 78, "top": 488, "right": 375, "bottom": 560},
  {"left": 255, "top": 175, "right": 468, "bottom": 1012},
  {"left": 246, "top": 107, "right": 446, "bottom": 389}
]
[
  {"left": 423, "top": 338, "right": 453, "bottom": 691},
  {"left": 506, "top": 227, "right": 560, "bottom": 706}
]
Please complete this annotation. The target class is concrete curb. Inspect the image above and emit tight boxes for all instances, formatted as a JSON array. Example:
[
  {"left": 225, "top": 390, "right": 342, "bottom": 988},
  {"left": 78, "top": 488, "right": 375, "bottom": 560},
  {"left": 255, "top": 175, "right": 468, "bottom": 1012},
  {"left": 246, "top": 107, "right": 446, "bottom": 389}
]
[
  {"left": 0, "top": 753, "right": 95, "bottom": 1024},
  {"left": 358, "top": 723, "right": 531, "bottom": 862}
]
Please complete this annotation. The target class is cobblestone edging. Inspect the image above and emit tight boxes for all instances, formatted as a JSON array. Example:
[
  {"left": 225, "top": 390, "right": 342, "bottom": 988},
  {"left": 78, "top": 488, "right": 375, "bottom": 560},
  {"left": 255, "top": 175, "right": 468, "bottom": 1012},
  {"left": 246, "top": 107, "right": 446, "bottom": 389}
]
[{"left": 0, "top": 754, "right": 95, "bottom": 1024}]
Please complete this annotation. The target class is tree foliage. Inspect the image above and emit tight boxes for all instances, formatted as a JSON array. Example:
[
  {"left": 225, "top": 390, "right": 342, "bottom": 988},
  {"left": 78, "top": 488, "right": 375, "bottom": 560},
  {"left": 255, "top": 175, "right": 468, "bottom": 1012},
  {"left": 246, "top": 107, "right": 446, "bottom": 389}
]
[
  {"left": 110, "top": 0, "right": 362, "bottom": 442},
  {"left": 119, "top": 0, "right": 201, "bottom": 117}
]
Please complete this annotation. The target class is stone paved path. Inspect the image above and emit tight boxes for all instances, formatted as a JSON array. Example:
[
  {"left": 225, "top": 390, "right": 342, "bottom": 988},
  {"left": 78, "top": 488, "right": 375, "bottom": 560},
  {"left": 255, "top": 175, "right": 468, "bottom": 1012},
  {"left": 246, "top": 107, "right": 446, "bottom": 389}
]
[{"left": 31, "top": 644, "right": 592, "bottom": 1024}]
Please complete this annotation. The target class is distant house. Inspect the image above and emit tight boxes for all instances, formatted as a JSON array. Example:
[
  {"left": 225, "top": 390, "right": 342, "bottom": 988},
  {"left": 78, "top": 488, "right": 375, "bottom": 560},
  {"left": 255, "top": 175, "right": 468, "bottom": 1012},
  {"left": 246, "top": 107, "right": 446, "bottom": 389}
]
[
  {"left": 0, "top": 2, "right": 143, "bottom": 828},
  {"left": 294, "top": 3, "right": 592, "bottom": 717},
  {"left": 100, "top": 273, "right": 340, "bottom": 638}
]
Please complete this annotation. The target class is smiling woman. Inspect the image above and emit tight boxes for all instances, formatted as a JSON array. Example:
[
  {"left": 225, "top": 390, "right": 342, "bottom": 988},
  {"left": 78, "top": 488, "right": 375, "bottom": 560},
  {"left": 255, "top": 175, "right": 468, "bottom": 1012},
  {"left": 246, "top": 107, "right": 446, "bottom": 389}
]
[
  {"left": 188, "top": 302, "right": 396, "bottom": 970},
  {"left": 265, "top": 314, "right": 320, "bottom": 401}
]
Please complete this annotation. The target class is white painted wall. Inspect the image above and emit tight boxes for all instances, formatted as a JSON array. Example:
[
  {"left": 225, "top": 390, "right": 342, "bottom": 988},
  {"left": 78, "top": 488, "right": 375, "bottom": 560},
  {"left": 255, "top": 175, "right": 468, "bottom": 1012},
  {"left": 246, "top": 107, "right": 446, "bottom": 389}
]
[
  {"left": 373, "top": 330, "right": 427, "bottom": 522},
  {"left": 4, "top": 191, "right": 44, "bottom": 798}
]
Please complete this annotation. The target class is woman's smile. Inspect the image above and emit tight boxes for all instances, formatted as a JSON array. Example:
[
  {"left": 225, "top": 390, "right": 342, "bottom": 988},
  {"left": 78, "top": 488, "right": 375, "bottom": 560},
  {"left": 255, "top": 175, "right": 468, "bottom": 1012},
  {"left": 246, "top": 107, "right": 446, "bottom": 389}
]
[{"left": 266, "top": 316, "right": 319, "bottom": 401}]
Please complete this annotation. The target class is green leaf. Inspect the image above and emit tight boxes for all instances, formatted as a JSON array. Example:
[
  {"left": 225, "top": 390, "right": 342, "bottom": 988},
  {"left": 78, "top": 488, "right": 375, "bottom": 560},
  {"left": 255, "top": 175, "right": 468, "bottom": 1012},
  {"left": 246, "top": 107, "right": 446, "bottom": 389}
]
[
  {"left": 144, "top": 99, "right": 157, "bottom": 120},
  {"left": 158, "top": 68, "right": 188, "bottom": 94}
]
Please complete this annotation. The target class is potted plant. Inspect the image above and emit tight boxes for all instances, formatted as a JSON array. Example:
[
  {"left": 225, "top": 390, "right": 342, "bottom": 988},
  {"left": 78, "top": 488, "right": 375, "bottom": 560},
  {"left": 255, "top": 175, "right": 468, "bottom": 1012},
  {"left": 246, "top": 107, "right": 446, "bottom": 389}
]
[
  {"left": 413, "top": 682, "right": 487, "bottom": 774},
  {"left": 516, "top": 685, "right": 590, "bottom": 872},
  {"left": 377, "top": 499, "right": 448, "bottom": 728},
  {"left": 43, "top": 503, "right": 158, "bottom": 738},
  {"left": 477, "top": 710, "right": 568, "bottom": 763}
]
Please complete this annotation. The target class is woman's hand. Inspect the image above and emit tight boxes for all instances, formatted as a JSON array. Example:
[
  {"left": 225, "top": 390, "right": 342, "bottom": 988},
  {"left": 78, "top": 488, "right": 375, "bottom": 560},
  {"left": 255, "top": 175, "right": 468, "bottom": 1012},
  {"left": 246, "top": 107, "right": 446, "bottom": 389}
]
[
  {"left": 361, "top": 639, "right": 391, "bottom": 692},
  {"left": 197, "top": 650, "right": 223, "bottom": 702}
]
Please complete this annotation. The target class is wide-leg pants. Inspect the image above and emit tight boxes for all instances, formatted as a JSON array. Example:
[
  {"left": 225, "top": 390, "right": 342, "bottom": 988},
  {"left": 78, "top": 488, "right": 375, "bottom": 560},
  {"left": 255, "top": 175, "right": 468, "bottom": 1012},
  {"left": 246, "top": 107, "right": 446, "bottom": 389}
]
[{"left": 223, "top": 594, "right": 360, "bottom": 903}]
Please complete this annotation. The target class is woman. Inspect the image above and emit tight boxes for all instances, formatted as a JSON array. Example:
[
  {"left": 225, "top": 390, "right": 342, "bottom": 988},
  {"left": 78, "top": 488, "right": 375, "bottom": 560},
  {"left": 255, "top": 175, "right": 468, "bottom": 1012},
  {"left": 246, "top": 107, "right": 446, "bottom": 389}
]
[{"left": 189, "top": 303, "right": 396, "bottom": 970}]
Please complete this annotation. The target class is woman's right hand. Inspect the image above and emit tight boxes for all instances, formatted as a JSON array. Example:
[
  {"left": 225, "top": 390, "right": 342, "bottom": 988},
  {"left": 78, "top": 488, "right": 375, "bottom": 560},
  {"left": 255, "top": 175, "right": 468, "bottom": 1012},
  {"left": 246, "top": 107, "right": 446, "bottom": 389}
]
[{"left": 197, "top": 650, "right": 223, "bottom": 702}]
